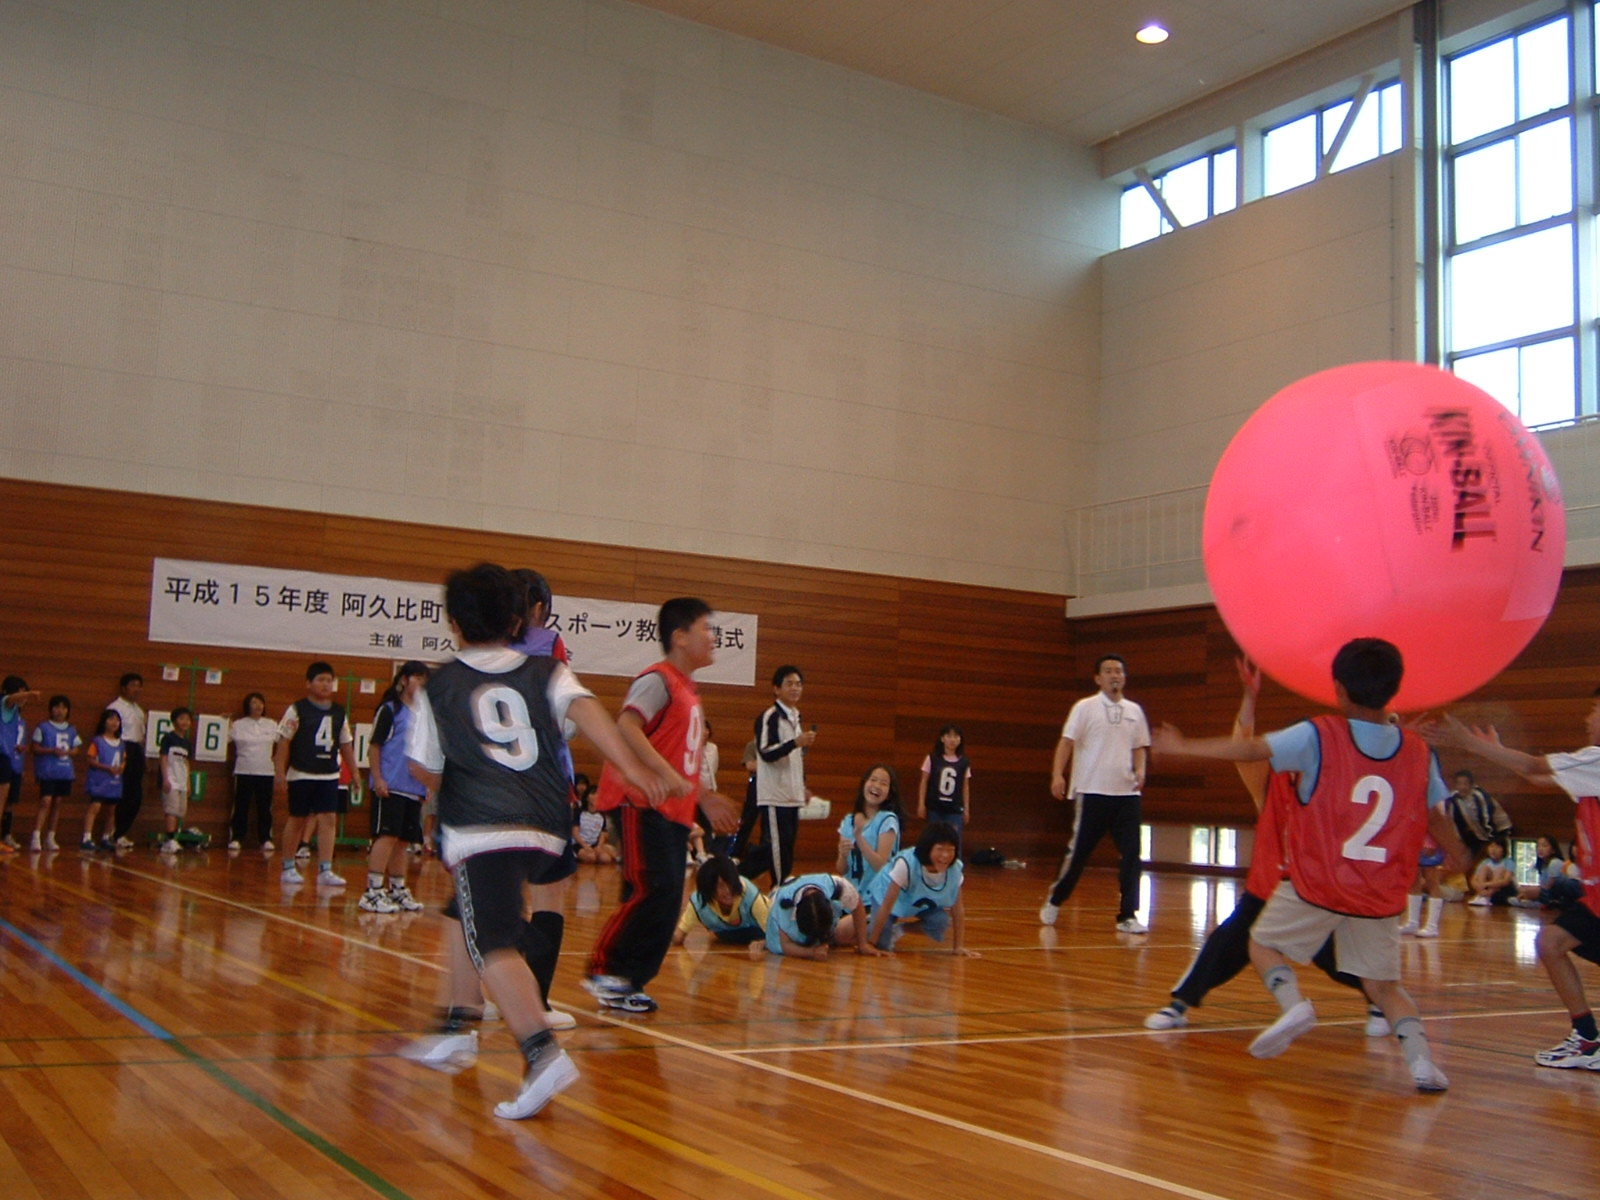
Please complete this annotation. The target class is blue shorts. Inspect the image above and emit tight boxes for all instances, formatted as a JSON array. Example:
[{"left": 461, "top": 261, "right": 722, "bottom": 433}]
[{"left": 1418, "top": 848, "right": 1446, "bottom": 868}]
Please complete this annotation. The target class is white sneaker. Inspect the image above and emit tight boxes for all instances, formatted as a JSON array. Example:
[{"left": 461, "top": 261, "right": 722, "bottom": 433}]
[
  {"left": 545, "top": 1009, "right": 578, "bottom": 1031},
  {"left": 115, "top": 836, "right": 135, "bottom": 849},
  {"left": 160, "top": 838, "right": 179, "bottom": 854},
  {"left": 280, "top": 865, "right": 304, "bottom": 885},
  {"left": 1364, "top": 1008, "right": 1392, "bottom": 1038},
  {"left": 226, "top": 840, "right": 242, "bottom": 851},
  {"left": 1144, "top": 1005, "right": 1187, "bottom": 1030},
  {"left": 481, "top": 1001, "right": 500, "bottom": 1022},
  {"left": 1466, "top": 895, "right": 1491, "bottom": 907},
  {"left": 1249, "top": 999, "right": 1317, "bottom": 1059},
  {"left": 494, "top": 1047, "right": 579, "bottom": 1119},
  {"left": 295, "top": 845, "right": 311, "bottom": 860},
  {"left": 358, "top": 887, "right": 399, "bottom": 913},
  {"left": 261, "top": 840, "right": 275, "bottom": 852},
  {"left": 1409, "top": 1056, "right": 1449, "bottom": 1092},
  {"left": 1534, "top": 1030, "right": 1600, "bottom": 1068},
  {"left": 44, "top": 834, "right": 59, "bottom": 851},
  {"left": 400, "top": 1029, "right": 478, "bottom": 1074},
  {"left": 28, "top": 832, "right": 41, "bottom": 851},
  {"left": 1416, "top": 925, "right": 1439, "bottom": 939},
  {"left": 316, "top": 870, "right": 346, "bottom": 889},
  {"left": 1397, "top": 921, "right": 1419, "bottom": 935},
  {"left": 387, "top": 883, "right": 424, "bottom": 912},
  {"left": 1038, "top": 901, "right": 1060, "bottom": 926},
  {"left": 1116, "top": 917, "right": 1149, "bottom": 934},
  {"left": 581, "top": 974, "right": 633, "bottom": 1000}
]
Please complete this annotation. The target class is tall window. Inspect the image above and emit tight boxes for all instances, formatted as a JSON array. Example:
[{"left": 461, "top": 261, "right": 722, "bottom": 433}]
[
  {"left": 1119, "top": 145, "right": 1238, "bottom": 248},
  {"left": 1262, "top": 81, "right": 1404, "bottom": 196},
  {"left": 1445, "top": 14, "right": 1582, "bottom": 426}
]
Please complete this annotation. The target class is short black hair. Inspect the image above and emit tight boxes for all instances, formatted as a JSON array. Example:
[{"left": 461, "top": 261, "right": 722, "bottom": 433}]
[
  {"left": 512, "top": 567, "right": 552, "bottom": 614},
  {"left": 791, "top": 887, "right": 836, "bottom": 946},
  {"left": 772, "top": 665, "right": 802, "bottom": 689},
  {"left": 170, "top": 706, "right": 192, "bottom": 722},
  {"left": 1330, "top": 638, "right": 1404, "bottom": 709},
  {"left": 240, "top": 691, "right": 267, "bottom": 717},
  {"left": 47, "top": 694, "right": 70, "bottom": 714},
  {"left": 914, "top": 819, "right": 961, "bottom": 866},
  {"left": 2, "top": 675, "right": 27, "bottom": 697},
  {"left": 659, "top": 597, "right": 712, "bottom": 654},
  {"left": 1452, "top": 768, "right": 1475, "bottom": 784},
  {"left": 119, "top": 672, "right": 143, "bottom": 689},
  {"left": 306, "top": 660, "right": 335, "bottom": 682},
  {"left": 444, "top": 563, "right": 521, "bottom": 644},
  {"left": 1094, "top": 653, "right": 1126, "bottom": 674},
  {"left": 95, "top": 708, "right": 120, "bottom": 736},
  {"left": 695, "top": 855, "right": 742, "bottom": 904}
]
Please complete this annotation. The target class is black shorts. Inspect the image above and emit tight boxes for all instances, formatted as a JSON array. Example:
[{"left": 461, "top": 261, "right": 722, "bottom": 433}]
[
  {"left": 1555, "top": 904, "right": 1600, "bottom": 966},
  {"left": 371, "top": 792, "right": 424, "bottom": 842},
  {"left": 451, "top": 847, "right": 571, "bottom": 970},
  {"left": 37, "top": 779, "right": 71, "bottom": 798},
  {"left": 287, "top": 778, "right": 341, "bottom": 817}
]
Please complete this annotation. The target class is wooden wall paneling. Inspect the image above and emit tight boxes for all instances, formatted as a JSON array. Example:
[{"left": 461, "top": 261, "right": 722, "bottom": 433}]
[{"left": 11, "top": 475, "right": 1598, "bottom": 864}]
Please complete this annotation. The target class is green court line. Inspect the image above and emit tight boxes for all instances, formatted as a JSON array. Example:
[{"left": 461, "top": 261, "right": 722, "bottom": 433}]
[{"left": 0, "top": 916, "right": 416, "bottom": 1200}]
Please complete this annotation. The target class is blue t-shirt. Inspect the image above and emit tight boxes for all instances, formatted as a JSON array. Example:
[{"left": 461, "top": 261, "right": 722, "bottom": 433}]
[
  {"left": 32, "top": 721, "right": 79, "bottom": 781},
  {"left": 838, "top": 809, "right": 900, "bottom": 893},
  {"left": 1265, "top": 719, "right": 1449, "bottom": 807},
  {"left": 85, "top": 735, "right": 125, "bottom": 799},
  {"left": 765, "top": 873, "right": 859, "bottom": 954},
  {"left": 0, "top": 701, "right": 25, "bottom": 772},
  {"left": 867, "top": 848, "right": 965, "bottom": 918}
]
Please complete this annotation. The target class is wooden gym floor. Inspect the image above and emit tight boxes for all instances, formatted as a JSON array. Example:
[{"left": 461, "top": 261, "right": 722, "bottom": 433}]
[{"left": 1, "top": 845, "right": 1595, "bottom": 1200}]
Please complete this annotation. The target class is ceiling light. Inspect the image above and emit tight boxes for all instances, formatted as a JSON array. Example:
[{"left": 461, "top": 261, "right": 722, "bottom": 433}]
[{"left": 1136, "top": 23, "right": 1169, "bottom": 45}]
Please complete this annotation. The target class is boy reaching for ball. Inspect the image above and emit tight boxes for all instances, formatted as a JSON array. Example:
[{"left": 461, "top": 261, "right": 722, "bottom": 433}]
[
  {"left": 1153, "top": 638, "right": 1468, "bottom": 1092},
  {"left": 1425, "top": 695, "right": 1600, "bottom": 1070}
]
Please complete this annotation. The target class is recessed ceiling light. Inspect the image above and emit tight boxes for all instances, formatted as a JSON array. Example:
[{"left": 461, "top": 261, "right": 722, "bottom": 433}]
[{"left": 1136, "top": 23, "right": 1169, "bottom": 45}]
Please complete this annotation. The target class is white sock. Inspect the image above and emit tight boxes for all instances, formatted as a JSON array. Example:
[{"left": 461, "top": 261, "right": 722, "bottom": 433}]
[
  {"left": 1422, "top": 897, "right": 1441, "bottom": 932},
  {"left": 1405, "top": 894, "right": 1423, "bottom": 925}
]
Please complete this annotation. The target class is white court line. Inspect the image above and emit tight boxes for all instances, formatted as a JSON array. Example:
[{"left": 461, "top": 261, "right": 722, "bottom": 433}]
[
  {"left": 85, "top": 862, "right": 1238, "bottom": 1200},
  {"left": 76, "top": 862, "right": 1562, "bottom": 1200},
  {"left": 730, "top": 1005, "right": 1570, "bottom": 1056}
]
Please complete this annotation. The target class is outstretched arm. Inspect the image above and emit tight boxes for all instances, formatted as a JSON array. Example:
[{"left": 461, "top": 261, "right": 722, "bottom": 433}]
[
  {"left": 1421, "top": 715, "right": 1557, "bottom": 787},
  {"left": 1152, "top": 724, "right": 1272, "bottom": 762}
]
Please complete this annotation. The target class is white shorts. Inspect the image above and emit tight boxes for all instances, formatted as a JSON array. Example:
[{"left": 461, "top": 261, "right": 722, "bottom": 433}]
[
  {"left": 161, "top": 789, "right": 189, "bottom": 820},
  {"left": 1251, "top": 880, "right": 1401, "bottom": 981}
]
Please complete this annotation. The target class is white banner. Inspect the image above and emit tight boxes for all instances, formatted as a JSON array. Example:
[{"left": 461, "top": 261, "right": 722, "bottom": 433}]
[{"left": 148, "top": 559, "right": 759, "bottom": 684}]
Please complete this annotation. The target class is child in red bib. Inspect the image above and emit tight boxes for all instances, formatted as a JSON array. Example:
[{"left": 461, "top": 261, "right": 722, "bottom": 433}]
[{"left": 1155, "top": 638, "right": 1468, "bottom": 1092}]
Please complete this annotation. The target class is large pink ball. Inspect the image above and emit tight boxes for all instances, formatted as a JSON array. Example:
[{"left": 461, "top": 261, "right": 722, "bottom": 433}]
[{"left": 1203, "top": 362, "right": 1565, "bottom": 710}]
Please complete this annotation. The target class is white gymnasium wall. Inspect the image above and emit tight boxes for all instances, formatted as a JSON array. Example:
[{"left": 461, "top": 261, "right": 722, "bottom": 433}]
[
  {"left": 0, "top": 0, "right": 1113, "bottom": 593},
  {"left": 1097, "top": 155, "right": 1408, "bottom": 501}
]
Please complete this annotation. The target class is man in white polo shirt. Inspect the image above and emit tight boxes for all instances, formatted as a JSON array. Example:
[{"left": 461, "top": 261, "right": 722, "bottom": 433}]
[{"left": 1040, "top": 654, "right": 1152, "bottom": 934}]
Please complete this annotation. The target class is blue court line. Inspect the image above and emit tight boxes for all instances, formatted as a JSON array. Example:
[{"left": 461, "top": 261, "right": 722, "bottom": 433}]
[{"left": 0, "top": 916, "right": 414, "bottom": 1200}]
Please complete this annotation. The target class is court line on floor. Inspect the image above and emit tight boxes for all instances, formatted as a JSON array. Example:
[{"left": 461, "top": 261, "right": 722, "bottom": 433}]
[
  {"left": 22, "top": 871, "right": 401, "bottom": 1030},
  {"left": 726, "top": 1004, "right": 1572, "bottom": 1056},
  {"left": 50, "top": 861, "right": 1544, "bottom": 1200},
  {"left": 80, "top": 864, "right": 1241, "bottom": 1198},
  {"left": 0, "top": 915, "right": 416, "bottom": 1200},
  {"left": 571, "top": 1006, "right": 1238, "bottom": 1200},
  {"left": 6, "top": 870, "right": 847, "bottom": 1200}
]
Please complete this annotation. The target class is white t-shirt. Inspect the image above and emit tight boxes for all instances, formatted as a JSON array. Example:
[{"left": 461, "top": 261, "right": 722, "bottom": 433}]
[
  {"left": 229, "top": 716, "right": 279, "bottom": 777},
  {"left": 1061, "top": 692, "right": 1150, "bottom": 798},
  {"left": 109, "top": 696, "right": 146, "bottom": 745}
]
